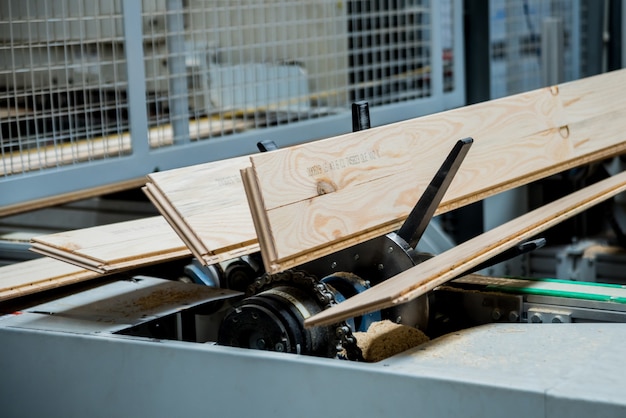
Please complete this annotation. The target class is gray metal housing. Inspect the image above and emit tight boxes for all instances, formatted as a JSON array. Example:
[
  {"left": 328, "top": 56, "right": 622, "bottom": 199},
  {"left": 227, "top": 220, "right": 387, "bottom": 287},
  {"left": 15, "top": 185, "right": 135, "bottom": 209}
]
[{"left": 1, "top": 322, "right": 625, "bottom": 417}]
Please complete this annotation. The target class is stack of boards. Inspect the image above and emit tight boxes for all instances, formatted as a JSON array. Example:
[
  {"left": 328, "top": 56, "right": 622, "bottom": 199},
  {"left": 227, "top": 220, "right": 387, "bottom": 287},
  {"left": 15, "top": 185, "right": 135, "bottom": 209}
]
[
  {"left": 3, "top": 69, "right": 626, "bottom": 311},
  {"left": 143, "top": 155, "right": 259, "bottom": 266},
  {"left": 26, "top": 155, "right": 262, "bottom": 276}
]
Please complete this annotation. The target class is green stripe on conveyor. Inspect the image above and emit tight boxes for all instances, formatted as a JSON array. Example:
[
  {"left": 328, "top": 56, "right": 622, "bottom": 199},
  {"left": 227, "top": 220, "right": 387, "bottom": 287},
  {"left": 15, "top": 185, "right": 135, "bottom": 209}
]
[{"left": 454, "top": 275, "right": 626, "bottom": 304}]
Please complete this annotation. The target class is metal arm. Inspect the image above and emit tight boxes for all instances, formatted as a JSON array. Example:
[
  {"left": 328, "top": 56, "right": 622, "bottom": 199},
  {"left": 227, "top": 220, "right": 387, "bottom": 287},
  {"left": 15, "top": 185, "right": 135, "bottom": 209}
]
[{"left": 396, "top": 137, "right": 473, "bottom": 249}]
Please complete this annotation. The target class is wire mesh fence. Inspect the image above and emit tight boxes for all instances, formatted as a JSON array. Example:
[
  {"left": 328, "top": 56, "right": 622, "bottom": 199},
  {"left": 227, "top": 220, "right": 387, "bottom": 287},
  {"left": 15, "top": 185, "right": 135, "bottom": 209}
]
[
  {"left": 0, "top": 0, "right": 467, "bottom": 210},
  {"left": 489, "top": 0, "right": 582, "bottom": 99},
  {"left": 0, "top": 1, "right": 131, "bottom": 175},
  {"left": 1, "top": 0, "right": 459, "bottom": 177}
]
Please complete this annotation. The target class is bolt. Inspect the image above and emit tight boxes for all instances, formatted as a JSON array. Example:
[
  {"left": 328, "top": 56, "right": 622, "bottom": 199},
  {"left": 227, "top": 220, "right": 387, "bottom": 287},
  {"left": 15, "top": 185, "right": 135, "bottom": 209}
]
[
  {"left": 330, "top": 261, "right": 337, "bottom": 269},
  {"left": 508, "top": 311, "right": 520, "bottom": 322},
  {"left": 492, "top": 309, "right": 501, "bottom": 321},
  {"left": 530, "top": 313, "right": 543, "bottom": 323},
  {"left": 256, "top": 338, "right": 266, "bottom": 349},
  {"left": 354, "top": 254, "right": 360, "bottom": 261},
  {"left": 387, "top": 246, "right": 394, "bottom": 253},
  {"left": 377, "top": 263, "right": 384, "bottom": 271},
  {"left": 552, "top": 316, "right": 563, "bottom": 323},
  {"left": 274, "top": 342, "right": 285, "bottom": 352},
  {"left": 395, "top": 316, "right": 402, "bottom": 323}
]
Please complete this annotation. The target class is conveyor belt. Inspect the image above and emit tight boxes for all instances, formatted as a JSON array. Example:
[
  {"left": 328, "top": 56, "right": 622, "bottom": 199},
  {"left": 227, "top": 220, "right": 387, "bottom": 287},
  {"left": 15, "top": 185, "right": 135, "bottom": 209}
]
[{"left": 455, "top": 275, "right": 626, "bottom": 304}]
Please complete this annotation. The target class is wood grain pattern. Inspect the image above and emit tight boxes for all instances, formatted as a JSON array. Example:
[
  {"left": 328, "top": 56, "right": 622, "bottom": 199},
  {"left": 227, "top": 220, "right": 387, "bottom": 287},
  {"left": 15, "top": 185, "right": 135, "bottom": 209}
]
[
  {"left": 241, "top": 166, "right": 276, "bottom": 270},
  {"left": 246, "top": 69, "right": 626, "bottom": 271},
  {"left": 31, "top": 216, "right": 190, "bottom": 273},
  {"left": 145, "top": 155, "right": 260, "bottom": 265},
  {"left": 0, "top": 257, "right": 99, "bottom": 302},
  {"left": 30, "top": 152, "right": 259, "bottom": 276},
  {"left": 304, "top": 170, "right": 626, "bottom": 327}
]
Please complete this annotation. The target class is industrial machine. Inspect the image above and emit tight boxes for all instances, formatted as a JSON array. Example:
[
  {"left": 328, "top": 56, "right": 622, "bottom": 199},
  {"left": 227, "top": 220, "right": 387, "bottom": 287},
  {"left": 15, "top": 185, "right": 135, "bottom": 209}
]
[
  {"left": 2, "top": 2, "right": 626, "bottom": 417},
  {"left": 3, "top": 234, "right": 626, "bottom": 417},
  {"left": 3, "top": 127, "right": 626, "bottom": 417}
]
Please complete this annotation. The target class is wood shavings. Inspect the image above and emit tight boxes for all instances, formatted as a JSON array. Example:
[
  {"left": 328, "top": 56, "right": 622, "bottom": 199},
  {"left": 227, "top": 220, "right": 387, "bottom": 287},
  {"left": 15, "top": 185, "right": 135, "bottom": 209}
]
[{"left": 354, "top": 320, "right": 429, "bottom": 362}]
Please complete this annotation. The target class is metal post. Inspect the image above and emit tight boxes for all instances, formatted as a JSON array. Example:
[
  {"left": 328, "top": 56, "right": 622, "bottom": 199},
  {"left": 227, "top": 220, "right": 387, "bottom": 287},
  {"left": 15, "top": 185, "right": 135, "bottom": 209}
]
[
  {"left": 430, "top": 0, "right": 444, "bottom": 96},
  {"left": 351, "top": 101, "right": 371, "bottom": 132},
  {"left": 122, "top": 1, "right": 150, "bottom": 156},
  {"left": 166, "top": 0, "right": 190, "bottom": 144},
  {"left": 541, "top": 17, "right": 564, "bottom": 86},
  {"left": 464, "top": 0, "right": 490, "bottom": 104},
  {"left": 623, "top": 0, "right": 626, "bottom": 68}
]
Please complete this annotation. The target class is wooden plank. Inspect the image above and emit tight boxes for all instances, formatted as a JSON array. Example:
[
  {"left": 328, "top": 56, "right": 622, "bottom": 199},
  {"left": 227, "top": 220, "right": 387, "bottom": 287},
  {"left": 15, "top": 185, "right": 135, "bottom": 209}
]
[
  {"left": 0, "top": 257, "right": 99, "bottom": 302},
  {"left": 30, "top": 153, "right": 260, "bottom": 274},
  {"left": 143, "top": 183, "right": 207, "bottom": 262},
  {"left": 145, "top": 155, "right": 260, "bottom": 265},
  {"left": 30, "top": 216, "right": 190, "bottom": 274},
  {"left": 304, "top": 170, "right": 626, "bottom": 327},
  {"left": 241, "top": 166, "right": 276, "bottom": 270},
  {"left": 245, "top": 69, "right": 626, "bottom": 272}
]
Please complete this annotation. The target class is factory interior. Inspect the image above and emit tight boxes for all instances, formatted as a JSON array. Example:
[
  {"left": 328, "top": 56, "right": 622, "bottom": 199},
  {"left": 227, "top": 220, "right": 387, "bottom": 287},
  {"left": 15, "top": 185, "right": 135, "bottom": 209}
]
[{"left": 2, "top": 1, "right": 626, "bottom": 416}]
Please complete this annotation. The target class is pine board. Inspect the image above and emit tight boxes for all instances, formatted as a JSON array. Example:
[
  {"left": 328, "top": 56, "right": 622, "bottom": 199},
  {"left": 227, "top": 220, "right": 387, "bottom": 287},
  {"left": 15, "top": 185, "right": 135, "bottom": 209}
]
[
  {"left": 29, "top": 152, "right": 259, "bottom": 275},
  {"left": 0, "top": 257, "right": 99, "bottom": 302},
  {"left": 144, "top": 155, "right": 260, "bottom": 265},
  {"left": 30, "top": 216, "right": 190, "bottom": 273},
  {"left": 304, "top": 170, "right": 626, "bottom": 327},
  {"left": 245, "top": 69, "right": 626, "bottom": 272}
]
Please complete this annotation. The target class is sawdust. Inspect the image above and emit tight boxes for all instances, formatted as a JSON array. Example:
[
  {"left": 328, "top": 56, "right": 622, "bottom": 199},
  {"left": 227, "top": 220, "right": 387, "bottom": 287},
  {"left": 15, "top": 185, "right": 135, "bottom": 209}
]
[
  {"left": 354, "top": 320, "right": 429, "bottom": 362},
  {"left": 133, "top": 287, "right": 204, "bottom": 311}
]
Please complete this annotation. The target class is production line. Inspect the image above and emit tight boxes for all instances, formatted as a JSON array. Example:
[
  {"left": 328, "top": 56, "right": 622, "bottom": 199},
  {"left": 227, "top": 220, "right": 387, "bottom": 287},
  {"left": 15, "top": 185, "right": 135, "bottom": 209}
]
[{"left": 3, "top": 69, "right": 626, "bottom": 416}]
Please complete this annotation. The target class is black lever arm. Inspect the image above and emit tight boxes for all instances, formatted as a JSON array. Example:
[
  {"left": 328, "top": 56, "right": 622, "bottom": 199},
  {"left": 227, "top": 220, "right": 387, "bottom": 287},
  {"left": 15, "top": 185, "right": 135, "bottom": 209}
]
[{"left": 396, "top": 137, "right": 473, "bottom": 249}]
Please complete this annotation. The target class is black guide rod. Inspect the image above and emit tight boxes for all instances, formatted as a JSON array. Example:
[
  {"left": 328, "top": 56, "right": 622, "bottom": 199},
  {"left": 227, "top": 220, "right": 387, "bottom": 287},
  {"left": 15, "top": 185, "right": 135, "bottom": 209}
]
[{"left": 396, "top": 137, "right": 474, "bottom": 249}]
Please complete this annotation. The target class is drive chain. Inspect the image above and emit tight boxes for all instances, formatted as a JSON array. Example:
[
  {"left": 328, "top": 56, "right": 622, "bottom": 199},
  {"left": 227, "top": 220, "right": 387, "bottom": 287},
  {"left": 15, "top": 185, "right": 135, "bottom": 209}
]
[{"left": 247, "top": 269, "right": 363, "bottom": 361}]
